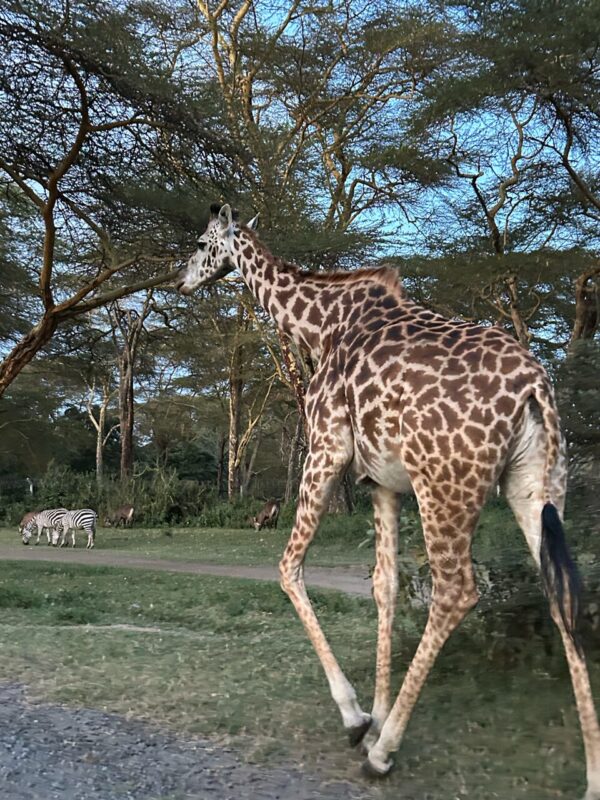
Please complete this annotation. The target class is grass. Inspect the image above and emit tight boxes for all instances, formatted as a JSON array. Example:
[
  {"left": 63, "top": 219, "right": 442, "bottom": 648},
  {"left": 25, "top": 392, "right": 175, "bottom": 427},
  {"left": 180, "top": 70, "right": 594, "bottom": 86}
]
[
  {"left": 0, "top": 523, "right": 374, "bottom": 566},
  {"left": 0, "top": 558, "right": 598, "bottom": 799},
  {"left": 0, "top": 500, "right": 530, "bottom": 568}
]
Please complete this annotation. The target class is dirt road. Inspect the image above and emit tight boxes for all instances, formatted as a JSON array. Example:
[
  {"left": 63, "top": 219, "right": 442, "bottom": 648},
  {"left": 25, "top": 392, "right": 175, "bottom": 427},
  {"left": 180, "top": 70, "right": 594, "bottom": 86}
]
[{"left": 0, "top": 544, "right": 373, "bottom": 597}]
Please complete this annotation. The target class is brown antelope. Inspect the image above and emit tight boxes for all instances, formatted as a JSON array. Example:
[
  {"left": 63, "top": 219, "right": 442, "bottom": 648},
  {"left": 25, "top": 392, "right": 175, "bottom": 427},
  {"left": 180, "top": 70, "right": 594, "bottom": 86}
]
[
  {"left": 104, "top": 504, "right": 134, "bottom": 528},
  {"left": 252, "top": 500, "right": 280, "bottom": 531}
]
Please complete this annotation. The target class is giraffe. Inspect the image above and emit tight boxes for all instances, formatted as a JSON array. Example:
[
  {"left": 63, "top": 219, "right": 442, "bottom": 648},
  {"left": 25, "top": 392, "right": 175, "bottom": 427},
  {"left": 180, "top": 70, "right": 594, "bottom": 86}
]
[{"left": 176, "top": 203, "right": 600, "bottom": 799}]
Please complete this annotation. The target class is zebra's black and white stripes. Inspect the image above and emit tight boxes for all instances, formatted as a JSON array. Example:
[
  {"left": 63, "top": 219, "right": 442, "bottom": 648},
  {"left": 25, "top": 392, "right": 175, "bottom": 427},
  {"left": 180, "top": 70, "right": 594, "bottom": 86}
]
[
  {"left": 22, "top": 508, "right": 68, "bottom": 545},
  {"left": 58, "top": 509, "right": 97, "bottom": 549}
]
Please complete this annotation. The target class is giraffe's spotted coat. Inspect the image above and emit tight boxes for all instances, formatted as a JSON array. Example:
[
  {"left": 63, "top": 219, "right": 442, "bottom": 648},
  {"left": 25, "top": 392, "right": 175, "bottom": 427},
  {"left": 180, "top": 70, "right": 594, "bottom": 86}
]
[{"left": 177, "top": 205, "right": 600, "bottom": 797}]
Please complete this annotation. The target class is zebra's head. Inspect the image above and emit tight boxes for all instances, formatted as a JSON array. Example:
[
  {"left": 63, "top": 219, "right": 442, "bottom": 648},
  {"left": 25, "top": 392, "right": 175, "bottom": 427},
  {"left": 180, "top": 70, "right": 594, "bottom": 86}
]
[
  {"left": 176, "top": 203, "right": 258, "bottom": 295},
  {"left": 51, "top": 527, "right": 61, "bottom": 547},
  {"left": 21, "top": 521, "right": 34, "bottom": 545}
]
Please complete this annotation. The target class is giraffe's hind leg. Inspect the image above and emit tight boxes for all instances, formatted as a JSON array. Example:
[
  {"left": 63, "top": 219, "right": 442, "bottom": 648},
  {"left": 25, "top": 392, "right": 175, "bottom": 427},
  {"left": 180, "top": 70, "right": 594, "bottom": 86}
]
[
  {"left": 360, "top": 486, "right": 400, "bottom": 751},
  {"left": 279, "top": 449, "right": 371, "bottom": 741},
  {"left": 364, "top": 483, "right": 480, "bottom": 775},
  {"left": 501, "top": 415, "right": 600, "bottom": 800}
]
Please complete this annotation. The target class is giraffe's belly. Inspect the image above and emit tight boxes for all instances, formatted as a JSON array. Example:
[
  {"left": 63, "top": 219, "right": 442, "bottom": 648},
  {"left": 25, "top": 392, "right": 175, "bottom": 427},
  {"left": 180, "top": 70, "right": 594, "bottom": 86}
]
[{"left": 353, "top": 446, "right": 414, "bottom": 493}]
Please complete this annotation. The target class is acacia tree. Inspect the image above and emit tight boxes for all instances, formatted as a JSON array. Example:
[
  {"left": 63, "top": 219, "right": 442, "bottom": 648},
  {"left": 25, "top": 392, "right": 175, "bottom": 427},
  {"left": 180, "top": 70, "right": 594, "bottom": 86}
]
[
  {"left": 108, "top": 292, "right": 154, "bottom": 481},
  {"left": 0, "top": 0, "right": 235, "bottom": 396},
  {"left": 410, "top": 0, "right": 600, "bottom": 350}
]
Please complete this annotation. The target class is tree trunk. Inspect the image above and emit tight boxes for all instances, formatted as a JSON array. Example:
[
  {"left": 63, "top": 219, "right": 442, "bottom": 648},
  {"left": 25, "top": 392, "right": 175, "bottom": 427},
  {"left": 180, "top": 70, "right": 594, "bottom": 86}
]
[
  {"left": 95, "top": 402, "right": 106, "bottom": 485},
  {"left": 0, "top": 314, "right": 58, "bottom": 398},
  {"left": 119, "top": 357, "right": 134, "bottom": 481},
  {"left": 216, "top": 432, "right": 227, "bottom": 497},
  {"left": 109, "top": 291, "right": 153, "bottom": 485},
  {"left": 284, "top": 414, "right": 304, "bottom": 503},
  {"left": 227, "top": 367, "right": 243, "bottom": 500},
  {"left": 240, "top": 432, "right": 261, "bottom": 497},
  {"left": 570, "top": 268, "right": 599, "bottom": 345}
]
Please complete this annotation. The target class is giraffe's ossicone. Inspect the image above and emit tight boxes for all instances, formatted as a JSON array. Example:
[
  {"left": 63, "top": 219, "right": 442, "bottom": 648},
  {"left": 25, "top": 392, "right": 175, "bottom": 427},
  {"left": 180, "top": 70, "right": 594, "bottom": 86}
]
[{"left": 177, "top": 204, "right": 600, "bottom": 800}]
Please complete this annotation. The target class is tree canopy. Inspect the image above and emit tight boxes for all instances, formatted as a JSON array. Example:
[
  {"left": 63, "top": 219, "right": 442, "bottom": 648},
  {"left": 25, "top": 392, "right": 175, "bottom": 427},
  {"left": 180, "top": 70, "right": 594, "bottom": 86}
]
[{"left": 0, "top": 0, "right": 598, "bottom": 520}]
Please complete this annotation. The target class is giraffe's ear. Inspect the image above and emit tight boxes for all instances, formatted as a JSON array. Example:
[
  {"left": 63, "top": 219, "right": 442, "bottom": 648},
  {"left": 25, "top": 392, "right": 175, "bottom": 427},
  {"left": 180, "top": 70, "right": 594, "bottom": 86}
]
[
  {"left": 247, "top": 213, "right": 259, "bottom": 231},
  {"left": 218, "top": 204, "right": 233, "bottom": 231}
]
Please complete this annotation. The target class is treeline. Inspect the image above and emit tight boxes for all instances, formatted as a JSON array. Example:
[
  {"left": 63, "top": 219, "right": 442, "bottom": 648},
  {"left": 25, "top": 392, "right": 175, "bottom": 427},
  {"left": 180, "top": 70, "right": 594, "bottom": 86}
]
[{"left": 0, "top": 0, "right": 598, "bottom": 517}]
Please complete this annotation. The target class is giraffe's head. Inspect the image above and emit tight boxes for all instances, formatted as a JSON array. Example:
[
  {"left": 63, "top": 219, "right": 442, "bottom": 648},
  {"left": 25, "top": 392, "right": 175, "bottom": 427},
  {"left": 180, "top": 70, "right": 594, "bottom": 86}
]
[{"left": 176, "top": 203, "right": 258, "bottom": 295}]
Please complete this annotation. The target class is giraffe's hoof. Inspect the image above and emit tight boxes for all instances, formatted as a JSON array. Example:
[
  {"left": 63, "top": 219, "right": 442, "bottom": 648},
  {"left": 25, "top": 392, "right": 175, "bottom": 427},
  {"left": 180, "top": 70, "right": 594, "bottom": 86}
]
[
  {"left": 347, "top": 716, "right": 372, "bottom": 747},
  {"left": 361, "top": 756, "right": 393, "bottom": 779}
]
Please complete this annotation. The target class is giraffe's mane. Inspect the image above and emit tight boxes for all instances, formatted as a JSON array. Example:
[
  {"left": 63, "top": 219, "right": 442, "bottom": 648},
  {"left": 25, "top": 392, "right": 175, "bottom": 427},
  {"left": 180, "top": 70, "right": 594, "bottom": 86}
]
[{"left": 240, "top": 225, "right": 405, "bottom": 300}]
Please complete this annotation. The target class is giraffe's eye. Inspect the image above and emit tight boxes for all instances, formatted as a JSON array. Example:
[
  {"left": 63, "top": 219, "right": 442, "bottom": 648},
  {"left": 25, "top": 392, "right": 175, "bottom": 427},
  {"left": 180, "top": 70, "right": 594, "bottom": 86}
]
[{"left": 197, "top": 241, "right": 207, "bottom": 250}]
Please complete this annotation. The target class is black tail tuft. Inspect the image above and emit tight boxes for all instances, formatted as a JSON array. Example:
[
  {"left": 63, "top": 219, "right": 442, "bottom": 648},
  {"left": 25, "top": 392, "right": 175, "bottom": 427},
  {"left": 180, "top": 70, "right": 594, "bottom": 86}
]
[{"left": 540, "top": 503, "right": 583, "bottom": 656}]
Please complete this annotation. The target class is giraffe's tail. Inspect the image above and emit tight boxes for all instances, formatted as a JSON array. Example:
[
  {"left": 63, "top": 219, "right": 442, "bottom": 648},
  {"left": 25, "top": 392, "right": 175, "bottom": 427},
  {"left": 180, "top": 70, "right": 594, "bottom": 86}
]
[
  {"left": 540, "top": 503, "right": 583, "bottom": 655},
  {"left": 531, "top": 379, "right": 583, "bottom": 655}
]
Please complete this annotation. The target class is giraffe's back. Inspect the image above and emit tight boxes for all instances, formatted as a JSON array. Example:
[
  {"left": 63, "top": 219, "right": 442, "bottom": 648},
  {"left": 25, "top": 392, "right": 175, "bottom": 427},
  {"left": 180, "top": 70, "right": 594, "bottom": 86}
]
[{"left": 335, "top": 313, "right": 555, "bottom": 497}]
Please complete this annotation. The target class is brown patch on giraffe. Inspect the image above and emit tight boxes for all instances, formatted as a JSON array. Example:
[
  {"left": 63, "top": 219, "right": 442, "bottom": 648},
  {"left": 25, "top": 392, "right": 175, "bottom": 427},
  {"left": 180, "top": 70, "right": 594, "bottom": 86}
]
[
  {"left": 496, "top": 395, "right": 516, "bottom": 416},
  {"left": 472, "top": 374, "right": 502, "bottom": 398},
  {"left": 278, "top": 288, "right": 296, "bottom": 306},
  {"left": 464, "top": 425, "right": 486, "bottom": 448},
  {"left": 438, "top": 401, "right": 461, "bottom": 430},
  {"left": 324, "top": 305, "right": 341, "bottom": 328},
  {"left": 358, "top": 384, "right": 381, "bottom": 406},
  {"left": 435, "top": 433, "right": 451, "bottom": 459},
  {"left": 419, "top": 385, "right": 441, "bottom": 406},
  {"left": 404, "top": 369, "right": 438, "bottom": 392},
  {"left": 361, "top": 408, "right": 382, "bottom": 446},
  {"left": 469, "top": 405, "right": 494, "bottom": 426},
  {"left": 307, "top": 305, "right": 322, "bottom": 327},
  {"left": 292, "top": 296, "right": 308, "bottom": 317},
  {"left": 500, "top": 355, "right": 522, "bottom": 373},
  {"left": 481, "top": 350, "right": 499, "bottom": 372}
]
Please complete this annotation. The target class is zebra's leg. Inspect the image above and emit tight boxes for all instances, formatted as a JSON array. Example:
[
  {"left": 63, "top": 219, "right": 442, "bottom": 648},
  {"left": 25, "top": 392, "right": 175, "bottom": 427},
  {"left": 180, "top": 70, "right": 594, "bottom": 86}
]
[{"left": 71, "top": 529, "right": 76, "bottom": 547}]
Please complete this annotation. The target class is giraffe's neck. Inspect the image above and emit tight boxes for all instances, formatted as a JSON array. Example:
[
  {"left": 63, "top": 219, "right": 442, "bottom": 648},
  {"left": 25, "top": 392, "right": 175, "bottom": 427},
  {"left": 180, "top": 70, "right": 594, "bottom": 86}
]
[{"left": 232, "top": 228, "right": 406, "bottom": 359}]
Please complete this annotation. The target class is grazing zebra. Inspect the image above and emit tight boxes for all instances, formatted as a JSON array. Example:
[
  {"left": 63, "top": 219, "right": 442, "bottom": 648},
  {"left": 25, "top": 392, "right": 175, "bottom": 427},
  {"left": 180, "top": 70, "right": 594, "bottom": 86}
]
[
  {"left": 57, "top": 509, "right": 97, "bottom": 549},
  {"left": 22, "top": 508, "right": 68, "bottom": 546}
]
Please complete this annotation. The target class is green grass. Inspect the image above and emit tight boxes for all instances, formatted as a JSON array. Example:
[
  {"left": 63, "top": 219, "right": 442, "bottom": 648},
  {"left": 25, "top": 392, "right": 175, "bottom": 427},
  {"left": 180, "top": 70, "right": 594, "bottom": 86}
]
[
  {"left": 0, "top": 501, "right": 529, "bottom": 567},
  {"left": 0, "top": 522, "right": 379, "bottom": 566},
  {"left": 0, "top": 559, "right": 597, "bottom": 799}
]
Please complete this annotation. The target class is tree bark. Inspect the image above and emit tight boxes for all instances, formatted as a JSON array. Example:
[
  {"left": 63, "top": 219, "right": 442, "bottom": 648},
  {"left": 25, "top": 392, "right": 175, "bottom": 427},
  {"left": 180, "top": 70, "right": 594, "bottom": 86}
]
[
  {"left": 119, "top": 355, "right": 135, "bottom": 481},
  {"left": 0, "top": 314, "right": 58, "bottom": 397},
  {"left": 227, "top": 365, "right": 243, "bottom": 500},
  {"left": 109, "top": 291, "right": 153, "bottom": 483},
  {"left": 216, "top": 432, "right": 227, "bottom": 497},
  {"left": 570, "top": 268, "right": 600, "bottom": 345},
  {"left": 284, "top": 414, "right": 304, "bottom": 504}
]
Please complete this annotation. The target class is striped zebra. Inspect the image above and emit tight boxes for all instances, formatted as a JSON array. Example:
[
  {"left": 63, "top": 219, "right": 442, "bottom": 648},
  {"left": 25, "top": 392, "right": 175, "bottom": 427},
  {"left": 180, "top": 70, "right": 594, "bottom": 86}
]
[
  {"left": 22, "top": 508, "right": 68, "bottom": 546},
  {"left": 58, "top": 509, "right": 97, "bottom": 549}
]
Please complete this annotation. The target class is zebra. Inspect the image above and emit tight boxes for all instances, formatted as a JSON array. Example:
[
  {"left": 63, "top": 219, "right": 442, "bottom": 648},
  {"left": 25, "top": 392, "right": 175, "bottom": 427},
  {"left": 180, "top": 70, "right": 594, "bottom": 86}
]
[
  {"left": 22, "top": 508, "right": 68, "bottom": 546},
  {"left": 57, "top": 509, "right": 97, "bottom": 549}
]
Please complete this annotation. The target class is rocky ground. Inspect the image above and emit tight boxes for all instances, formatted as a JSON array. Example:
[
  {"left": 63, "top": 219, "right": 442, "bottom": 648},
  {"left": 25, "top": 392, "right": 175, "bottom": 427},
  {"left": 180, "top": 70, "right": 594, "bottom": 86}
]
[{"left": 0, "top": 684, "right": 374, "bottom": 800}]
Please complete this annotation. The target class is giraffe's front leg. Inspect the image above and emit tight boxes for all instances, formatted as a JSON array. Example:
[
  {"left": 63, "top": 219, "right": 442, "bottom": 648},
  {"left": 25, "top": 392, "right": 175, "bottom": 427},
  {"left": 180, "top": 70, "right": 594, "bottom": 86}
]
[{"left": 279, "top": 448, "right": 371, "bottom": 743}]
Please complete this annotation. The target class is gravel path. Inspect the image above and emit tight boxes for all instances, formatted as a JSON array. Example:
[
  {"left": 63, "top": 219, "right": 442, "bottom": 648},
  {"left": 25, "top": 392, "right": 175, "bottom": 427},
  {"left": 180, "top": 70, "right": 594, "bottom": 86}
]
[
  {"left": 0, "top": 544, "right": 373, "bottom": 597},
  {"left": 0, "top": 684, "right": 373, "bottom": 800}
]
